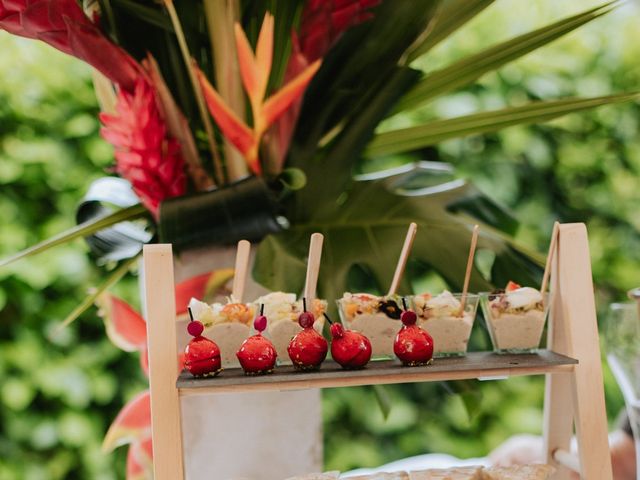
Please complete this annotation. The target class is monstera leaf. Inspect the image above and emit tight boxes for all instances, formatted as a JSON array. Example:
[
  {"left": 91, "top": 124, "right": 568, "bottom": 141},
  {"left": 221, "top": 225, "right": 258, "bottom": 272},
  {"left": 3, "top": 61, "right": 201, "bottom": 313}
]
[{"left": 254, "top": 162, "right": 544, "bottom": 306}]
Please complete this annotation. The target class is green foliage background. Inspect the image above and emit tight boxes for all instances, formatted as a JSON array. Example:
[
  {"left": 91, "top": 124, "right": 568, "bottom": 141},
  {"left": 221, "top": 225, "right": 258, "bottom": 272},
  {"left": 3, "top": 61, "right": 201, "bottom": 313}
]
[
  {"left": 0, "top": 1, "right": 638, "bottom": 477},
  {"left": 0, "top": 35, "right": 143, "bottom": 479}
]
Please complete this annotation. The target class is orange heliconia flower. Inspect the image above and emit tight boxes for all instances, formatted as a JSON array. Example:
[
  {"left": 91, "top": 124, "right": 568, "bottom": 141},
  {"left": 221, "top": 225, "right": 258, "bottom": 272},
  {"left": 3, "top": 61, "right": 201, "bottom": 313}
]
[{"left": 196, "top": 12, "right": 322, "bottom": 175}]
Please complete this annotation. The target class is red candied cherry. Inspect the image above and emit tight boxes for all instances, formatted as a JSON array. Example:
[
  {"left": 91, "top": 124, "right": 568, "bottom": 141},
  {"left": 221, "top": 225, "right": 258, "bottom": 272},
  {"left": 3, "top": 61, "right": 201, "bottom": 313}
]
[
  {"left": 330, "top": 322, "right": 345, "bottom": 339},
  {"left": 329, "top": 320, "right": 372, "bottom": 370},
  {"left": 393, "top": 300, "right": 434, "bottom": 367},
  {"left": 287, "top": 302, "right": 328, "bottom": 371},
  {"left": 298, "top": 311, "right": 315, "bottom": 329},
  {"left": 254, "top": 314, "right": 267, "bottom": 333},
  {"left": 187, "top": 320, "right": 204, "bottom": 337},
  {"left": 184, "top": 308, "right": 221, "bottom": 377},
  {"left": 400, "top": 310, "right": 417, "bottom": 326},
  {"left": 236, "top": 307, "right": 277, "bottom": 375}
]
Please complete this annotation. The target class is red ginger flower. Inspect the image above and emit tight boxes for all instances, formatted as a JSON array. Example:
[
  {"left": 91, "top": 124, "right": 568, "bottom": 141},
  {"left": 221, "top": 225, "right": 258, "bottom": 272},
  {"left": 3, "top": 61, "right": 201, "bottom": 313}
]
[
  {"left": 100, "top": 78, "right": 186, "bottom": 217},
  {"left": 0, "top": 0, "right": 141, "bottom": 92},
  {"left": 1, "top": 2, "right": 193, "bottom": 213}
]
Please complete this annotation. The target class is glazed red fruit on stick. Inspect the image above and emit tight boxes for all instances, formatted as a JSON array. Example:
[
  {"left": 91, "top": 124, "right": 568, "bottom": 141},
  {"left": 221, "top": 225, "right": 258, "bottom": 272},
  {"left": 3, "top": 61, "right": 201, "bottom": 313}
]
[
  {"left": 287, "top": 301, "right": 328, "bottom": 371},
  {"left": 329, "top": 318, "right": 372, "bottom": 370},
  {"left": 184, "top": 308, "right": 222, "bottom": 377},
  {"left": 393, "top": 301, "right": 434, "bottom": 367},
  {"left": 236, "top": 308, "right": 277, "bottom": 375}
]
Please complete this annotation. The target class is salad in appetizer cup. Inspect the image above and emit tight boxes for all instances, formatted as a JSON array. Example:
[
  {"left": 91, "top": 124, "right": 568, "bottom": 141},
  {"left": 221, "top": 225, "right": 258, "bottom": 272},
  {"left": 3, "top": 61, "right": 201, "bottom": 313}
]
[
  {"left": 337, "top": 293, "right": 403, "bottom": 359},
  {"left": 188, "top": 298, "right": 255, "bottom": 367},
  {"left": 252, "top": 292, "right": 327, "bottom": 363},
  {"left": 480, "top": 281, "right": 549, "bottom": 354},
  {"left": 411, "top": 291, "right": 479, "bottom": 357}
]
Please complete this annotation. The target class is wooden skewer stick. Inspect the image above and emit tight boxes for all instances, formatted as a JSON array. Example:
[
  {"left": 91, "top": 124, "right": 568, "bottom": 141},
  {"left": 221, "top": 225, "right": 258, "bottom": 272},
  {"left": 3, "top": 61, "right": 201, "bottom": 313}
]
[
  {"left": 459, "top": 225, "right": 480, "bottom": 315},
  {"left": 388, "top": 223, "right": 418, "bottom": 296},
  {"left": 304, "top": 233, "right": 324, "bottom": 301},
  {"left": 540, "top": 221, "right": 560, "bottom": 294},
  {"left": 231, "top": 240, "right": 251, "bottom": 303}
]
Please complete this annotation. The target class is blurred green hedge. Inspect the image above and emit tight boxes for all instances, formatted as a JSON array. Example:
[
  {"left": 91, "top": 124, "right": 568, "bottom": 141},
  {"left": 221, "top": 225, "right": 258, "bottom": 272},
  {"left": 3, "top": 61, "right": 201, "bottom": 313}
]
[
  {"left": 0, "top": 1, "right": 638, "bottom": 477},
  {"left": 0, "top": 35, "right": 144, "bottom": 479}
]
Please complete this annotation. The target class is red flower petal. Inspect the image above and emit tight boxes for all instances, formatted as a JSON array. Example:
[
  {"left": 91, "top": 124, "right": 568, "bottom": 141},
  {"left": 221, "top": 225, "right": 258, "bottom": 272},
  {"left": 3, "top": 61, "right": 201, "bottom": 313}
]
[
  {"left": 103, "top": 391, "right": 151, "bottom": 452},
  {"left": 96, "top": 293, "right": 147, "bottom": 352},
  {"left": 137, "top": 435, "right": 153, "bottom": 463},
  {"left": 126, "top": 438, "right": 153, "bottom": 480},
  {"left": 175, "top": 269, "right": 235, "bottom": 315},
  {"left": 126, "top": 447, "right": 145, "bottom": 480},
  {"left": 1, "top": 0, "right": 142, "bottom": 92},
  {"left": 4, "top": 1, "right": 29, "bottom": 10},
  {"left": 175, "top": 272, "right": 212, "bottom": 314},
  {"left": 65, "top": 18, "right": 142, "bottom": 92},
  {"left": 139, "top": 346, "right": 149, "bottom": 378},
  {"left": 0, "top": 11, "right": 27, "bottom": 36},
  {"left": 298, "top": 0, "right": 380, "bottom": 62}
]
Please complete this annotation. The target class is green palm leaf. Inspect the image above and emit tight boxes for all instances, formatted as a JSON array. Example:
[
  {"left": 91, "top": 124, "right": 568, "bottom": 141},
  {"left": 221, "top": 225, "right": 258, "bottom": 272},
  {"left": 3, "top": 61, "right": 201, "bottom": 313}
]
[
  {"left": 396, "top": 1, "right": 618, "bottom": 114},
  {"left": 110, "top": 0, "right": 173, "bottom": 31},
  {"left": 406, "top": 0, "right": 495, "bottom": 62},
  {"left": 56, "top": 254, "right": 140, "bottom": 331},
  {"left": 0, "top": 205, "right": 148, "bottom": 268},
  {"left": 366, "top": 92, "right": 639, "bottom": 157},
  {"left": 254, "top": 163, "right": 544, "bottom": 308}
]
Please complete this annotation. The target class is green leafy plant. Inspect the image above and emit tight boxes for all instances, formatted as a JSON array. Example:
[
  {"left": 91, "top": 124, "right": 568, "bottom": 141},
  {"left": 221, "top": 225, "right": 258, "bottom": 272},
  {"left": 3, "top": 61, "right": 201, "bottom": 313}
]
[
  {"left": 255, "top": 162, "right": 544, "bottom": 302},
  {"left": 0, "top": 0, "right": 635, "bottom": 304}
]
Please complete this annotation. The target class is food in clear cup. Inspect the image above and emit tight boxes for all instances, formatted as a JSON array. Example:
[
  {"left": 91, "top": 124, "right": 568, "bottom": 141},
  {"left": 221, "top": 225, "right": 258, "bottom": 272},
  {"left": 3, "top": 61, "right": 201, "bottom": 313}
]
[
  {"left": 188, "top": 298, "right": 254, "bottom": 367},
  {"left": 412, "top": 291, "right": 479, "bottom": 357},
  {"left": 480, "top": 281, "right": 548, "bottom": 353},
  {"left": 252, "top": 292, "right": 327, "bottom": 361},
  {"left": 337, "top": 293, "right": 402, "bottom": 359}
]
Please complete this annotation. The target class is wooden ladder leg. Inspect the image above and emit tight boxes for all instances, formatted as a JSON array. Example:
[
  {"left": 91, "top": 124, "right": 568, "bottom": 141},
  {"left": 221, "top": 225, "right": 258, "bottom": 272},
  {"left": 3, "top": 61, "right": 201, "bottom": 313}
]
[
  {"left": 143, "top": 244, "right": 185, "bottom": 480},
  {"left": 543, "top": 227, "right": 574, "bottom": 479},
  {"left": 550, "top": 224, "right": 612, "bottom": 480}
]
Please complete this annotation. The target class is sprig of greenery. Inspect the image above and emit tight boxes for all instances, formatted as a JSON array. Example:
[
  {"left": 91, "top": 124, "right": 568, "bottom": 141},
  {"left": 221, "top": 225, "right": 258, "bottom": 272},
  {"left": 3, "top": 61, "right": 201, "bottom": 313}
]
[{"left": 0, "top": 205, "right": 148, "bottom": 268}]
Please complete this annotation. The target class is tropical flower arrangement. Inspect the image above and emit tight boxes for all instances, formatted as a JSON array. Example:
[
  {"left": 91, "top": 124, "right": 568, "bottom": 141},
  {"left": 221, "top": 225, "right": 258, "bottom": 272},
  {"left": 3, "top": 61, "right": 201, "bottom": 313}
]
[{"left": 0, "top": 0, "right": 636, "bottom": 478}]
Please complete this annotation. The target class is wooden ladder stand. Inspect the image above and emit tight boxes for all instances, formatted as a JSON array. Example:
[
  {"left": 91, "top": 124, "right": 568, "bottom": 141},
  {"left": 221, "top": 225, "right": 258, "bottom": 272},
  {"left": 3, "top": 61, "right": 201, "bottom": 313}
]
[{"left": 142, "top": 223, "right": 613, "bottom": 480}]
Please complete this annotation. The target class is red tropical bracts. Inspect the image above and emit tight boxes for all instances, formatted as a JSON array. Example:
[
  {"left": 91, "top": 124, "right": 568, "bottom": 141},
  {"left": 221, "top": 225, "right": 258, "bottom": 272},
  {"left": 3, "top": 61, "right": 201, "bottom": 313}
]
[
  {"left": 100, "top": 78, "right": 187, "bottom": 218},
  {"left": 0, "top": 0, "right": 141, "bottom": 91}
]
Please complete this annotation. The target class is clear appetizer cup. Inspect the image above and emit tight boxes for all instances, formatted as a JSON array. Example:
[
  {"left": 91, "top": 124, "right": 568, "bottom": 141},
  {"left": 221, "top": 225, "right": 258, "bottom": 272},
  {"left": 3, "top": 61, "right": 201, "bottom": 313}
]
[
  {"left": 411, "top": 292, "right": 479, "bottom": 357},
  {"left": 337, "top": 293, "right": 402, "bottom": 360},
  {"left": 189, "top": 298, "right": 255, "bottom": 368},
  {"left": 252, "top": 292, "right": 327, "bottom": 364},
  {"left": 480, "top": 288, "right": 549, "bottom": 354}
]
